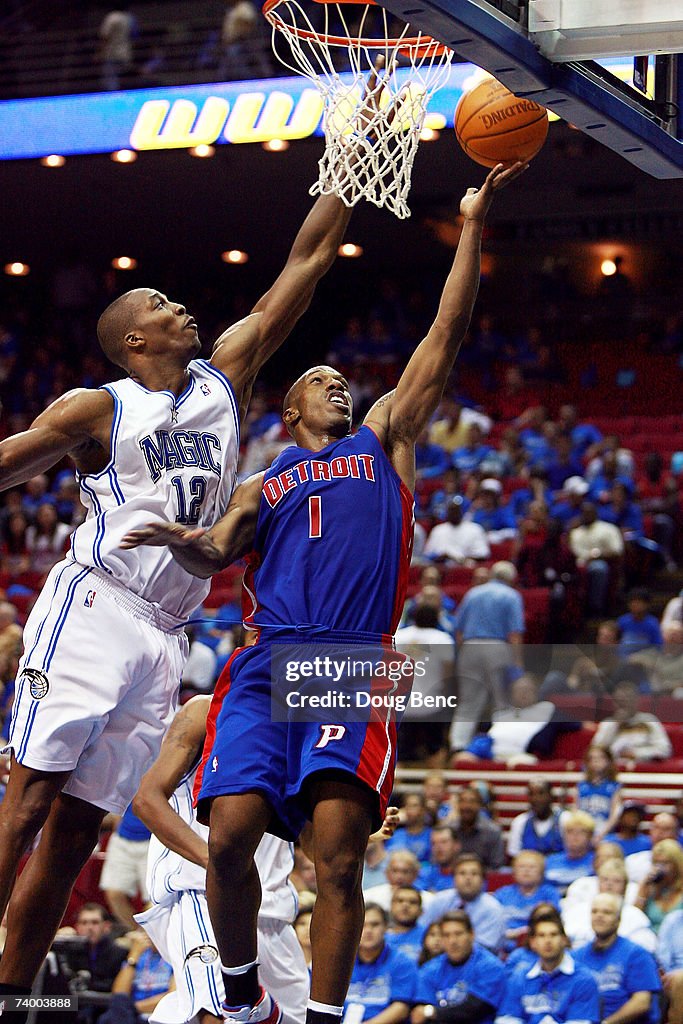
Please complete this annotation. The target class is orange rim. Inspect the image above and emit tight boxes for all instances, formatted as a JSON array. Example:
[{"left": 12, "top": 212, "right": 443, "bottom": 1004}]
[{"left": 262, "top": 0, "right": 451, "bottom": 58}]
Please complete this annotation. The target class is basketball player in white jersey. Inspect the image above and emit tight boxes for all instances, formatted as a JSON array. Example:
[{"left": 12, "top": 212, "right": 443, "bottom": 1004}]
[
  {"left": 0, "top": 147, "right": 362, "bottom": 1001},
  {"left": 133, "top": 695, "right": 306, "bottom": 1024},
  {"left": 132, "top": 696, "right": 398, "bottom": 1024}
]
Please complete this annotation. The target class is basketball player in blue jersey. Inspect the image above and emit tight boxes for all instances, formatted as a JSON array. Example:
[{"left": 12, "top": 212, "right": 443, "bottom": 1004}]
[
  {"left": 122, "top": 159, "right": 526, "bottom": 1024},
  {"left": 0, "top": 106, "right": 377, "bottom": 1006}
]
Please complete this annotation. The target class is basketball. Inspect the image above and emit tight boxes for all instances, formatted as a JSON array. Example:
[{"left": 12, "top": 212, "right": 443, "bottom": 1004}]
[{"left": 455, "top": 77, "right": 549, "bottom": 168}]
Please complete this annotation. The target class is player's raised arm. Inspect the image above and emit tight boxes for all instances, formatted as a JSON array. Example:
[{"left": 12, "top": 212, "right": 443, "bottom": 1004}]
[
  {"left": 120, "top": 471, "right": 264, "bottom": 577},
  {"left": 209, "top": 60, "right": 390, "bottom": 416},
  {"left": 0, "top": 388, "right": 113, "bottom": 491},
  {"left": 133, "top": 697, "right": 211, "bottom": 870},
  {"left": 365, "top": 163, "right": 525, "bottom": 468}
]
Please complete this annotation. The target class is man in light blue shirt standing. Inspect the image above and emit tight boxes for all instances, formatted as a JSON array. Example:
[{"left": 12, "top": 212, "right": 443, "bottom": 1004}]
[
  {"left": 419, "top": 854, "right": 505, "bottom": 953},
  {"left": 449, "top": 561, "right": 525, "bottom": 751}
]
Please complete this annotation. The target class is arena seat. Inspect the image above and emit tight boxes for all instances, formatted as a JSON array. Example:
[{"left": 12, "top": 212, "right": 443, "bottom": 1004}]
[
  {"left": 550, "top": 694, "right": 599, "bottom": 720},
  {"left": 552, "top": 727, "right": 596, "bottom": 762}
]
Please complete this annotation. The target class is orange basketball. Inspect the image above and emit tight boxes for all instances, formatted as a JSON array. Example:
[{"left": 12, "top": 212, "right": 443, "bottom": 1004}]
[{"left": 455, "top": 77, "right": 549, "bottom": 168}]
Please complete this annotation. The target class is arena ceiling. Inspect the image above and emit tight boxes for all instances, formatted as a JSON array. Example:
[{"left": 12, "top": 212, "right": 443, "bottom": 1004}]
[{"left": 1, "top": 123, "right": 682, "bottom": 280}]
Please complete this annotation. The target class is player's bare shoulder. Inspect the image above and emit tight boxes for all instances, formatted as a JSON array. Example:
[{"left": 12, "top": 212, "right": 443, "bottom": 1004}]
[
  {"left": 209, "top": 314, "right": 262, "bottom": 410},
  {"left": 363, "top": 389, "right": 396, "bottom": 445},
  {"left": 35, "top": 387, "right": 115, "bottom": 473},
  {"left": 363, "top": 389, "right": 416, "bottom": 490}
]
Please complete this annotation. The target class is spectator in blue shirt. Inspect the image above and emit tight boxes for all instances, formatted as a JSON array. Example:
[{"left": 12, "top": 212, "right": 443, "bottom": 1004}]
[
  {"left": 387, "top": 886, "right": 425, "bottom": 963},
  {"left": 545, "top": 812, "right": 597, "bottom": 895},
  {"left": 452, "top": 424, "right": 492, "bottom": 474},
  {"left": 657, "top": 905, "right": 683, "bottom": 1023},
  {"left": 470, "top": 480, "right": 518, "bottom": 541},
  {"left": 518, "top": 409, "right": 555, "bottom": 469},
  {"left": 600, "top": 484, "right": 645, "bottom": 541},
  {"left": 546, "top": 436, "right": 584, "bottom": 493},
  {"left": 617, "top": 590, "right": 663, "bottom": 656},
  {"left": 449, "top": 561, "right": 524, "bottom": 752},
  {"left": 495, "top": 909, "right": 600, "bottom": 1024},
  {"left": 496, "top": 852, "right": 560, "bottom": 951},
  {"left": 506, "top": 779, "right": 565, "bottom": 858},
  {"left": 603, "top": 802, "right": 652, "bottom": 857},
  {"left": 422, "top": 773, "right": 453, "bottom": 826},
  {"left": 387, "top": 794, "right": 433, "bottom": 866},
  {"left": 418, "top": 826, "right": 461, "bottom": 893},
  {"left": 412, "top": 910, "right": 506, "bottom": 1024},
  {"left": 345, "top": 903, "right": 418, "bottom": 1021},
  {"left": 657, "top": 906, "right": 683, "bottom": 972},
  {"left": 505, "top": 903, "right": 564, "bottom": 977},
  {"left": 549, "top": 476, "right": 589, "bottom": 529},
  {"left": 557, "top": 405, "right": 602, "bottom": 458},
  {"left": 419, "top": 854, "right": 505, "bottom": 952},
  {"left": 574, "top": 894, "right": 661, "bottom": 1024},
  {"left": 416, "top": 428, "right": 451, "bottom": 480}
]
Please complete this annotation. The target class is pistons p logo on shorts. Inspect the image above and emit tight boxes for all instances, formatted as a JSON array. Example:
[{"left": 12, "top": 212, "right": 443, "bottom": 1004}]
[
  {"left": 314, "top": 725, "right": 346, "bottom": 749},
  {"left": 22, "top": 668, "right": 50, "bottom": 700}
]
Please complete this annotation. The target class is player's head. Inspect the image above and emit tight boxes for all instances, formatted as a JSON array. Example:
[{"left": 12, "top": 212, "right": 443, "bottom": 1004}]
[
  {"left": 97, "top": 289, "right": 200, "bottom": 372},
  {"left": 282, "top": 366, "right": 352, "bottom": 440},
  {"left": 390, "top": 885, "right": 422, "bottom": 926}
]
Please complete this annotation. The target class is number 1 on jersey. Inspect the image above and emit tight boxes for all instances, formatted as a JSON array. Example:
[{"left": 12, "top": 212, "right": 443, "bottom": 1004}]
[{"left": 308, "top": 495, "right": 322, "bottom": 539}]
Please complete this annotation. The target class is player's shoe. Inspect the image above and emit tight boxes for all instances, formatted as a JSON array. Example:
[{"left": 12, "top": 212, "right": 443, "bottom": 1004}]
[{"left": 221, "top": 988, "right": 282, "bottom": 1024}]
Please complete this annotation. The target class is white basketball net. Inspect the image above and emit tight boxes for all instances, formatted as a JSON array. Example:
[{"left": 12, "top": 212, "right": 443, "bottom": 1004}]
[{"left": 263, "top": 0, "right": 454, "bottom": 219}]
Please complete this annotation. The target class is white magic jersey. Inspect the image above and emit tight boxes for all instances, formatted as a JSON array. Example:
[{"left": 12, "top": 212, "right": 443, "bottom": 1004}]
[
  {"left": 147, "top": 759, "right": 298, "bottom": 923},
  {"left": 71, "top": 360, "right": 239, "bottom": 620}
]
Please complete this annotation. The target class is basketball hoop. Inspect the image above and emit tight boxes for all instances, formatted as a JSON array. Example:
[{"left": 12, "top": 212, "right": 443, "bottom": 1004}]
[{"left": 262, "top": 0, "right": 454, "bottom": 218}]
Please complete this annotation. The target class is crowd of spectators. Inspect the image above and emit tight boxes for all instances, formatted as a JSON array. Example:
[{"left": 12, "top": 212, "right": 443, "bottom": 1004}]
[{"left": 285, "top": 775, "right": 683, "bottom": 1024}]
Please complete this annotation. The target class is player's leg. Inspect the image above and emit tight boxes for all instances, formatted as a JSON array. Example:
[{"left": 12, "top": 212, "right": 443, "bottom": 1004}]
[
  {"left": 306, "top": 776, "right": 375, "bottom": 1013},
  {"left": 207, "top": 791, "right": 273, "bottom": 1011},
  {"left": 0, "top": 758, "right": 70, "bottom": 924},
  {"left": 0, "top": 790, "right": 105, "bottom": 987}
]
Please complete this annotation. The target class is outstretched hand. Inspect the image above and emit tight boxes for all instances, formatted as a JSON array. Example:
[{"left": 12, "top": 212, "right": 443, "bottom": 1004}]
[
  {"left": 120, "top": 521, "right": 207, "bottom": 550},
  {"left": 460, "top": 161, "right": 527, "bottom": 223}
]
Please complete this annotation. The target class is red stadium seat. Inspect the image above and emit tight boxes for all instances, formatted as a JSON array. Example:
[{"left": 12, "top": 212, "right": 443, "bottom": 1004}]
[{"left": 552, "top": 727, "right": 596, "bottom": 762}]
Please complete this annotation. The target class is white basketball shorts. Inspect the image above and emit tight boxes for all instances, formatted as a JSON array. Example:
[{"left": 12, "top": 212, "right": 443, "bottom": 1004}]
[
  {"left": 138, "top": 893, "right": 308, "bottom": 1024},
  {"left": 6, "top": 559, "right": 188, "bottom": 814}
]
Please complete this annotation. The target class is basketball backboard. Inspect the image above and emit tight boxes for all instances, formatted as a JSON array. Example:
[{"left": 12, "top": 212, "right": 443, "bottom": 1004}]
[{"left": 376, "top": 0, "right": 683, "bottom": 177}]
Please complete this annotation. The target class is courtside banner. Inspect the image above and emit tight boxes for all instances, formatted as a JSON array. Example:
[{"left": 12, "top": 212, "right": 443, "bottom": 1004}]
[{"left": 0, "top": 59, "right": 636, "bottom": 160}]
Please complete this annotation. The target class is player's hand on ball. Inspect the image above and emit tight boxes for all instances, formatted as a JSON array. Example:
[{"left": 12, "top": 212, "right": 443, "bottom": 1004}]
[
  {"left": 120, "top": 521, "right": 207, "bottom": 549},
  {"left": 460, "top": 160, "right": 527, "bottom": 222}
]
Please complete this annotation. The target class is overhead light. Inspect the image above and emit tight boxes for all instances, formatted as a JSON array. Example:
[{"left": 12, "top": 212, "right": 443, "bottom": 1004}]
[
  {"left": 424, "top": 113, "right": 446, "bottom": 130},
  {"left": 112, "top": 256, "right": 137, "bottom": 270},
  {"left": 262, "top": 139, "right": 289, "bottom": 152},
  {"left": 41, "top": 154, "right": 65, "bottom": 167},
  {"left": 4, "top": 262, "right": 30, "bottom": 277},
  {"left": 338, "top": 243, "right": 363, "bottom": 258},
  {"left": 189, "top": 144, "right": 215, "bottom": 158},
  {"left": 601, "top": 259, "right": 618, "bottom": 277},
  {"left": 221, "top": 250, "right": 248, "bottom": 264},
  {"left": 419, "top": 128, "right": 440, "bottom": 141},
  {"left": 111, "top": 149, "right": 137, "bottom": 163}
]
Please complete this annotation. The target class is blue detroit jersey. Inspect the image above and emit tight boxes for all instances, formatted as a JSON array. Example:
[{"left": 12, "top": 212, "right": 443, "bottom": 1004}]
[{"left": 244, "top": 426, "right": 414, "bottom": 636}]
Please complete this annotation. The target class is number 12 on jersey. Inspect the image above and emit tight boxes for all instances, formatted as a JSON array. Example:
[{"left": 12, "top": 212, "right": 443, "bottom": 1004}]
[
  {"left": 308, "top": 495, "right": 322, "bottom": 539},
  {"left": 172, "top": 475, "right": 207, "bottom": 526}
]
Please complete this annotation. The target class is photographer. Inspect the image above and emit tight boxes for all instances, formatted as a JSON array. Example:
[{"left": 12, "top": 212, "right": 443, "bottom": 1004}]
[{"left": 633, "top": 840, "right": 683, "bottom": 933}]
